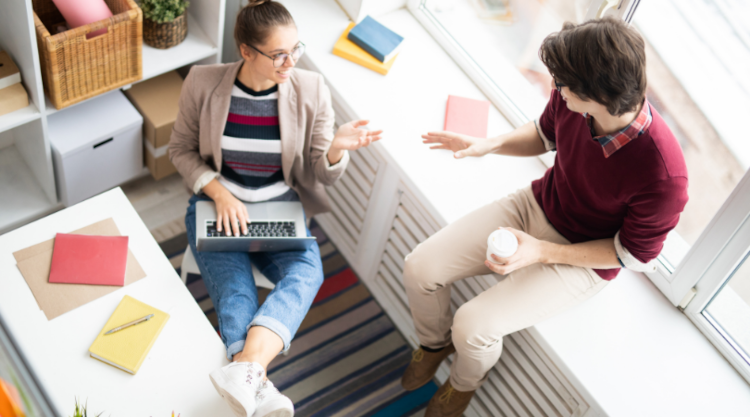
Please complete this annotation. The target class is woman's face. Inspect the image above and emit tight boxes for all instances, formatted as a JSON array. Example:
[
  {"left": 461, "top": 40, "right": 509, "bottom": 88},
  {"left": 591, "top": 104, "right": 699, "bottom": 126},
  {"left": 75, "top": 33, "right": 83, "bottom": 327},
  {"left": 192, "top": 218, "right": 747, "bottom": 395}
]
[{"left": 240, "top": 25, "right": 299, "bottom": 84}]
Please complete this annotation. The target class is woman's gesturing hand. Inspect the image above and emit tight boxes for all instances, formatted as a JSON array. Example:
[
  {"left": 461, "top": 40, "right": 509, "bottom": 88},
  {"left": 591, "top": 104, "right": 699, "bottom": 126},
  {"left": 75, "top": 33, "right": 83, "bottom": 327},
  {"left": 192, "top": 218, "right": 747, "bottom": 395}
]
[
  {"left": 421, "top": 131, "right": 495, "bottom": 158},
  {"left": 328, "top": 120, "right": 383, "bottom": 164}
]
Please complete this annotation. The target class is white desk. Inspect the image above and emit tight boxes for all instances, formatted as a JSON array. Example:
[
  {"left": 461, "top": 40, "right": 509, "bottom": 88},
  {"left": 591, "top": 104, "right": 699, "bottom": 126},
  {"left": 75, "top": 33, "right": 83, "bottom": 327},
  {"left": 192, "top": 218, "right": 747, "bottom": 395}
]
[{"left": 0, "top": 188, "right": 233, "bottom": 416}]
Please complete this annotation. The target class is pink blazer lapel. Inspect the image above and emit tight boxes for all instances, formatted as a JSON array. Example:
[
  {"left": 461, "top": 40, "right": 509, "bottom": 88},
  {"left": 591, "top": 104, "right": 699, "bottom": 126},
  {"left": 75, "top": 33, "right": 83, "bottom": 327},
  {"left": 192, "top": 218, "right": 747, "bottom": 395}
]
[
  {"left": 209, "top": 61, "right": 243, "bottom": 170},
  {"left": 277, "top": 79, "right": 298, "bottom": 184}
]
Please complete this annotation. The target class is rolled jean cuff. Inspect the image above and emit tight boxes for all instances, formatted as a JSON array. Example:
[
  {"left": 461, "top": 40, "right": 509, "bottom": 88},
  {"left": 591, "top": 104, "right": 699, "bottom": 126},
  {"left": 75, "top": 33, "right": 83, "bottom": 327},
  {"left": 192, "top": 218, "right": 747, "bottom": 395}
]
[
  {"left": 249, "top": 315, "right": 293, "bottom": 353},
  {"left": 226, "top": 339, "right": 246, "bottom": 362}
]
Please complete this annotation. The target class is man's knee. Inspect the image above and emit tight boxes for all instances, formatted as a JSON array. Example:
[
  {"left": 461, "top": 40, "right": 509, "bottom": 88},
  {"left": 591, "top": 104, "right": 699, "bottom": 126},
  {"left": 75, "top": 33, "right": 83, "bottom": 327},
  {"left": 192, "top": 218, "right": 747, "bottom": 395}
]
[
  {"left": 403, "top": 244, "right": 440, "bottom": 291},
  {"left": 451, "top": 302, "right": 502, "bottom": 351}
]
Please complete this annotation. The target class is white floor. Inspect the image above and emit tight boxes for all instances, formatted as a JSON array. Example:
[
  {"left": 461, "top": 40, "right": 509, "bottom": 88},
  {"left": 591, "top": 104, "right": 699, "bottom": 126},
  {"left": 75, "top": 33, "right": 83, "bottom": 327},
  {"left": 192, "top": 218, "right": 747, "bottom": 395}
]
[{"left": 121, "top": 172, "right": 191, "bottom": 243}]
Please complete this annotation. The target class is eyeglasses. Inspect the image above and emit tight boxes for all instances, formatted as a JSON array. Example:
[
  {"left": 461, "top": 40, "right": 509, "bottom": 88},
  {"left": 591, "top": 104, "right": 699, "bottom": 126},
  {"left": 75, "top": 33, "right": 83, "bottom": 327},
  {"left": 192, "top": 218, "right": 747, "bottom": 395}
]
[
  {"left": 248, "top": 42, "right": 306, "bottom": 68},
  {"left": 554, "top": 79, "right": 566, "bottom": 92}
]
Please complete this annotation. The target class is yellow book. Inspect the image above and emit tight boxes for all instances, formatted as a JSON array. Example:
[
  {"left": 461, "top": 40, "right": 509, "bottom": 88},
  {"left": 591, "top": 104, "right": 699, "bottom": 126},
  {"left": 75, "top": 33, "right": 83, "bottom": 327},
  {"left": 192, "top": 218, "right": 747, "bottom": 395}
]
[
  {"left": 332, "top": 23, "right": 398, "bottom": 75},
  {"left": 89, "top": 295, "right": 169, "bottom": 374}
]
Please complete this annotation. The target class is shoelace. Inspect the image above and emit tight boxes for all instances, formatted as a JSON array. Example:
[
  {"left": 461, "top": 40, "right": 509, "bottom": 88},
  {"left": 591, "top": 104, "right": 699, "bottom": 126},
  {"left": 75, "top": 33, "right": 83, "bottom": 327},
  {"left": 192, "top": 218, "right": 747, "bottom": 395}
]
[
  {"left": 256, "top": 379, "right": 279, "bottom": 401},
  {"left": 245, "top": 366, "right": 264, "bottom": 385},
  {"left": 411, "top": 349, "right": 424, "bottom": 363},
  {"left": 439, "top": 385, "right": 455, "bottom": 404}
]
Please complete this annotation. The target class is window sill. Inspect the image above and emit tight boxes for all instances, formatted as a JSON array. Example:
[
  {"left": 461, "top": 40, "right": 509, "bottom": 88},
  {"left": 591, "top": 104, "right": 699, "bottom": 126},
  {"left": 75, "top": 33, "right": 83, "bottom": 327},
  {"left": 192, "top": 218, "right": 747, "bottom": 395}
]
[{"left": 279, "top": 0, "right": 750, "bottom": 413}]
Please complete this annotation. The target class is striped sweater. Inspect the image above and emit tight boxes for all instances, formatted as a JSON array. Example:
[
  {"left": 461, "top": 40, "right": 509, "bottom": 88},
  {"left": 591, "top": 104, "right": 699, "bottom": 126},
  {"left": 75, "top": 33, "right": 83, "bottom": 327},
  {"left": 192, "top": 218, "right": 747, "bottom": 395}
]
[{"left": 218, "top": 79, "right": 298, "bottom": 202}]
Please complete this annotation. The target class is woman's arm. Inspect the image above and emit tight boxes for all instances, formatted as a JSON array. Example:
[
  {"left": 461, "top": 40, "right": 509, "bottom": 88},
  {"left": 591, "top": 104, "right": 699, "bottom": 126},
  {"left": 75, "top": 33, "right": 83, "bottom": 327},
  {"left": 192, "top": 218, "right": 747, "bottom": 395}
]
[
  {"left": 169, "top": 69, "right": 216, "bottom": 190},
  {"left": 309, "top": 76, "right": 345, "bottom": 185},
  {"left": 168, "top": 68, "right": 249, "bottom": 238},
  {"left": 310, "top": 75, "right": 382, "bottom": 184}
]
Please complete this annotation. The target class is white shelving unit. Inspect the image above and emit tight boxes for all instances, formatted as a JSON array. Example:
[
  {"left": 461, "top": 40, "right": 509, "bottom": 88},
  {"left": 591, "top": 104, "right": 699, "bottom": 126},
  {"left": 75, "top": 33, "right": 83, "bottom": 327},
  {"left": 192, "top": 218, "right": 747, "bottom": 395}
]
[{"left": 0, "top": 0, "right": 226, "bottom": 233}]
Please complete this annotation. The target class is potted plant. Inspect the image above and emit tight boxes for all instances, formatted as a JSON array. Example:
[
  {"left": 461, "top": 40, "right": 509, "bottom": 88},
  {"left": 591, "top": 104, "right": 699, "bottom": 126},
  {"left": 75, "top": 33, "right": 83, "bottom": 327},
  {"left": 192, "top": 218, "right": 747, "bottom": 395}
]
[{"left": 141, "top": 0, "right": 189, "bottom": 49}]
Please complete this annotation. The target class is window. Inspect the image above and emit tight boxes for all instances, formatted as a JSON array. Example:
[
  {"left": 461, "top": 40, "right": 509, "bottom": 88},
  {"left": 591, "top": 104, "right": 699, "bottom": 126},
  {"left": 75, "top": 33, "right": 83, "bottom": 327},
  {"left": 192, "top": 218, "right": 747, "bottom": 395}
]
[{"left": 408, "top": 0, "right": 750, "bottom": 382}]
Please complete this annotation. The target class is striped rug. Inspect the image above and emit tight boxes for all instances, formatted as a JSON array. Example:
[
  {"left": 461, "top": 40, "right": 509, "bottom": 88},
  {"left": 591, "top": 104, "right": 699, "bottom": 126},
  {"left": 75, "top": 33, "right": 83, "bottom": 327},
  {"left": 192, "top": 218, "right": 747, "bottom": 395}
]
[{"left": 162, "top": 220, "right": 437, "bottom": 416}]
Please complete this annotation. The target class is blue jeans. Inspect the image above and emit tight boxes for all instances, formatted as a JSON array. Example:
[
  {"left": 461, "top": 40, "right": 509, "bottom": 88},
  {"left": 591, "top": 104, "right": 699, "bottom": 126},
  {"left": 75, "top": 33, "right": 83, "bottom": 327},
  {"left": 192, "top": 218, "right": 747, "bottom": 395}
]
[{"left": 185, "top": 194, "right": 324, "bottom": 360}]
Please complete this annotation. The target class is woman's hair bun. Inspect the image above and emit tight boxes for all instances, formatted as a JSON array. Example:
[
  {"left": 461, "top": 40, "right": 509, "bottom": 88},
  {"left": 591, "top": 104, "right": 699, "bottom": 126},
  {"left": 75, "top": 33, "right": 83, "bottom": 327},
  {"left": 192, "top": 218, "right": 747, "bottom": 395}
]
[{"left": 248, "top": 0, "right": 271, "bottom": 7}]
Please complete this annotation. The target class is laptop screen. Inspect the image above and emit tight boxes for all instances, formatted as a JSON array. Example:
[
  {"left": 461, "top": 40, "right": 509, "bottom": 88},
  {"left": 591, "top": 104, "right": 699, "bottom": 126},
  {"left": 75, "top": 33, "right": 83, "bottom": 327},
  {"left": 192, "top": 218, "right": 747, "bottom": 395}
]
[{"left": 0, "top": 312, "right": 58, "bottom": 417}]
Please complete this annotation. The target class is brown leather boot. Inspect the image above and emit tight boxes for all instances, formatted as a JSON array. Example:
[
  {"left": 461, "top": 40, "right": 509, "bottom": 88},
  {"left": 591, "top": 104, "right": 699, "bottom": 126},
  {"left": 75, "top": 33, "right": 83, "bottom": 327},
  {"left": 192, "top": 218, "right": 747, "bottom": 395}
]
[
  {"left": 425, "top": 379, "right": 475, "bottom": 417},
  {"left": 401, "top": 344, "right": 456, "bottom": 391}
]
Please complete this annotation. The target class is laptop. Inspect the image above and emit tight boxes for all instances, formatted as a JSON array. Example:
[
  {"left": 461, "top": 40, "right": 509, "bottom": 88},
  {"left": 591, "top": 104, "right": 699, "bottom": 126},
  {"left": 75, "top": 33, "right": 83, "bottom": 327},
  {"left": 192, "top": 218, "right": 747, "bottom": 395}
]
[{"left": 195, "top": 200, "right": 316, "bottom": 252}]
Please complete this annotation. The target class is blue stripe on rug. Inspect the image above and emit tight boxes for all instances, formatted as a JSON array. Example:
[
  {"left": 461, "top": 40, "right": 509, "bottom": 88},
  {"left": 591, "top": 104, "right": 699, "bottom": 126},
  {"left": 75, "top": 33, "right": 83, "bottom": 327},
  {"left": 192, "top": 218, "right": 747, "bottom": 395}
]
[{"left": 368, "top": 382, "right": 439, "bottom": 417}]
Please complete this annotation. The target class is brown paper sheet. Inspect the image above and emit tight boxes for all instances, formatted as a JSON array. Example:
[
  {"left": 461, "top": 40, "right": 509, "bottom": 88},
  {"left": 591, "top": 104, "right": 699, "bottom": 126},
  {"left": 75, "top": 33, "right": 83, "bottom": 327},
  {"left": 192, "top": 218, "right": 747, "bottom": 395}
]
[{"left": 13, "top": 218, "right": 146, "bottom": 320}]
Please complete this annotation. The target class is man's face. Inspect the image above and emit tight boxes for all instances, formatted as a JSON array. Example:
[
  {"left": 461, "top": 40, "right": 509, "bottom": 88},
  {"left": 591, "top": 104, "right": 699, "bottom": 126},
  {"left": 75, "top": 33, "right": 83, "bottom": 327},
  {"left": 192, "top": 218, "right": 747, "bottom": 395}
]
[{"left": 552, "top": 79, "right": 608, "bottom": 115}]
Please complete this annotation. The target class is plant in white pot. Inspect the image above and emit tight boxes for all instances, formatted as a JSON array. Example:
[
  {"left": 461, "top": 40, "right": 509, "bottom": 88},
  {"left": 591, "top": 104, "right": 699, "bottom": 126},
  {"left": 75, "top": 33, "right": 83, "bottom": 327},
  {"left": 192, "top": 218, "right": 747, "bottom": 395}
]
[{"left": 141, "top": 0, "right": 189, "bottom": 49}]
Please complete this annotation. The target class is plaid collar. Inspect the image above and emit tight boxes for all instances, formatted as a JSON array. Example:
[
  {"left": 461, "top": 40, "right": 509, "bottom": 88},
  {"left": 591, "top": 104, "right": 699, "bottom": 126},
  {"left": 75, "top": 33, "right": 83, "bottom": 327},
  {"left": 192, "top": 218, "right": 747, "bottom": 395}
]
[{"left": 584, "top": 100, "right": 652, "bottom": 158}]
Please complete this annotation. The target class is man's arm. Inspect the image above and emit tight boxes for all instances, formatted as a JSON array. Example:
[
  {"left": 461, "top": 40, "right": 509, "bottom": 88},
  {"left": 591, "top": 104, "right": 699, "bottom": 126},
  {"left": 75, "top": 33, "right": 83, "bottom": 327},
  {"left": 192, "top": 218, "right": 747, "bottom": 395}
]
[
  {"left": 485, "top": 229, "right": 620, "bottom": 276},
  {"left": 539, "top": 238, "right": 620, "bottom": 269},
  {"left": 491, "top": 120, "right": 548, "bottom": 157},
  {"left": 422, "top": 120, "right": 548, "bottom": 158}
]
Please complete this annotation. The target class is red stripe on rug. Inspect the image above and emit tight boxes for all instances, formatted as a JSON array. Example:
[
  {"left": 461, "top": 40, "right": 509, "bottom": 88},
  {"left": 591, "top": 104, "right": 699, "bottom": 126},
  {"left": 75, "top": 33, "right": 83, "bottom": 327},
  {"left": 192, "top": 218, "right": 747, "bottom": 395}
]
[
  {"left": 313, "top": 268, "right": 358, "bottom": 304},
  {"left": 227, "top": 113, "right": 279, "bottom": 126}
]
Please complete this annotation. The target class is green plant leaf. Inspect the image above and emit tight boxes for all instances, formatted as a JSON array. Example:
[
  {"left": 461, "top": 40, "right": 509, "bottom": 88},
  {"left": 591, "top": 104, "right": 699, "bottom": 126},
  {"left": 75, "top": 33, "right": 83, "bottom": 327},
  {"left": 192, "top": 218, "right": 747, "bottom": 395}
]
[{"left": 141, "top": 0, "right": 189, "bottom": 23}]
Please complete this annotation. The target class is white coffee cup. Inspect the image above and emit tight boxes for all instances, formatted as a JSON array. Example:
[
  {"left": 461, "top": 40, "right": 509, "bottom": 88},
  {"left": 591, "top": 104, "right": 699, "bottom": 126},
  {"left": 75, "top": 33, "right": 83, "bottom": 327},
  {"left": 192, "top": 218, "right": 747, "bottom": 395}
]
[{"left": 486, "top": 229, "right": 518, "bottom": 264}]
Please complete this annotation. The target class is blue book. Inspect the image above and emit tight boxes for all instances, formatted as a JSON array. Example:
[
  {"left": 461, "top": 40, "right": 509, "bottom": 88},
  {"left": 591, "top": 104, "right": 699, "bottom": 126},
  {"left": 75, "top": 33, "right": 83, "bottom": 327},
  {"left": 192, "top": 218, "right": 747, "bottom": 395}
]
[{"left": 347, "top": 16, "right": 404, "bottom": 63}]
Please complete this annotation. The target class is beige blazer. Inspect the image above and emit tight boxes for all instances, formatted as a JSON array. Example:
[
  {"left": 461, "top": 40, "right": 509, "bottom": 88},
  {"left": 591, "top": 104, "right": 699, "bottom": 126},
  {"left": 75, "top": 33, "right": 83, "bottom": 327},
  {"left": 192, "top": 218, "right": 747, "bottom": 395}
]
[{"left": 169, "top": 60, "right": 349, "bottom": 218}]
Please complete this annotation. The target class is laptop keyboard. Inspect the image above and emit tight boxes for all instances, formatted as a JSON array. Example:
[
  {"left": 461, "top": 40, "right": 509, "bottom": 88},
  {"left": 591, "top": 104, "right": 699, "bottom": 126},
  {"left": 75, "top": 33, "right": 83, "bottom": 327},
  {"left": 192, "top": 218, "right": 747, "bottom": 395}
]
[{"left": 206, "top": 221, "right": 297, "bottom": 238}]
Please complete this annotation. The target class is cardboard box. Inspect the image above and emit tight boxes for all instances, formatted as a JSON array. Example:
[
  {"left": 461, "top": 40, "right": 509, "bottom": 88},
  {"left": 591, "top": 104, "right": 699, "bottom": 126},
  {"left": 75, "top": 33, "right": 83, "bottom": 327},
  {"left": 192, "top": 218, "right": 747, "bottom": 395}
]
[
  {"left": 125, "top": 70, "right": 183, "bottom": 148},
  {"left": 0, "top": 83, "right": 29, "bottom": 117},
  {"left": 144, "top": 138, "right": 177, "bottom": 180},
  {"left": 0, "top": 51, "right": 22, "bottom": 90},
  {"left": 125, "top": 70, "right": 183, "bottom": 179}
]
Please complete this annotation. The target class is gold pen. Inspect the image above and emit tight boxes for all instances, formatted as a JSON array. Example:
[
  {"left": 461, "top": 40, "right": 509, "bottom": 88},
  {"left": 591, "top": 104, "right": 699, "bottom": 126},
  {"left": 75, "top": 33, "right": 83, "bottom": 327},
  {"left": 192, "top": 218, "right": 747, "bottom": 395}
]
[{"left": 104, "top": 314, "right": 154, "bottom": 335}]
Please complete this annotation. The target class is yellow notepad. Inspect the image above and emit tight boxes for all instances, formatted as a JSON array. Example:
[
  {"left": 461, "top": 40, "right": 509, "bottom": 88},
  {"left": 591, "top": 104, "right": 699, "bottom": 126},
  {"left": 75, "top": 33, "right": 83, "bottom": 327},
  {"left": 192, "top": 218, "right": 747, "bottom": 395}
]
[
  {"left": 89, "top": 295, "right": 169, "bottom": 374},
  {"left": 332, "top": 22, "right": 398, "bottom": 75}
]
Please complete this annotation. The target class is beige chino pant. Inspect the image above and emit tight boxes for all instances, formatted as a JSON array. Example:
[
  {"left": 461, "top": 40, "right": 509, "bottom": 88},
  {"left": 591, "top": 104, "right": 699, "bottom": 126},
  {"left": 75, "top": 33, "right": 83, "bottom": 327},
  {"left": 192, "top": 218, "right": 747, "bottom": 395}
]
[{"left": 403, "top": 186, "right": 609, "bottom": 392}]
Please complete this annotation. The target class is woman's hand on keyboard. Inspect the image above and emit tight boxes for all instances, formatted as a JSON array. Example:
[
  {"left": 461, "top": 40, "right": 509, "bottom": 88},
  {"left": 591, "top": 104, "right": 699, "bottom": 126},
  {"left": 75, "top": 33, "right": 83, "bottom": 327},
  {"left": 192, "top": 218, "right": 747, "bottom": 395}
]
[{"left": 202, "top": 179, "right": 249, "bottom": 237}]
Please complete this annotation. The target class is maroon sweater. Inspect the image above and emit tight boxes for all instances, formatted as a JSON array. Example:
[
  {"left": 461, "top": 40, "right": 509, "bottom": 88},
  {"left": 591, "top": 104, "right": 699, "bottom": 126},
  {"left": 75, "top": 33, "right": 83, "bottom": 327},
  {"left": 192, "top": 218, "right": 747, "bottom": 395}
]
[{"left": 532, "top": 91, "right": 688, "bottom": 280}]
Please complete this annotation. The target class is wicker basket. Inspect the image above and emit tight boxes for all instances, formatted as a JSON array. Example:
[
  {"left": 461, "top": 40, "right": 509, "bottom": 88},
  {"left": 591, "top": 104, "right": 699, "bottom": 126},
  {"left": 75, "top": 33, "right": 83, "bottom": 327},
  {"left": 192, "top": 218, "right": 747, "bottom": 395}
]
[
  {"left": 143, "top": 13, "right": 188, "bottom": 49},
  {"left": 33, "top": 0, "right": 142, "bottom": 110}
]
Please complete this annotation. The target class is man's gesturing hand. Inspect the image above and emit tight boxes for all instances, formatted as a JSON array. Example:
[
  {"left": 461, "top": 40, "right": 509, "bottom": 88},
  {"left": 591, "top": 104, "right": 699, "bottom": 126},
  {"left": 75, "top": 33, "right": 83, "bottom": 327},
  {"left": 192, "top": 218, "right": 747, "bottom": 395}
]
[{"left": 421, "top": 131, "right": 495, "bottom": 158}]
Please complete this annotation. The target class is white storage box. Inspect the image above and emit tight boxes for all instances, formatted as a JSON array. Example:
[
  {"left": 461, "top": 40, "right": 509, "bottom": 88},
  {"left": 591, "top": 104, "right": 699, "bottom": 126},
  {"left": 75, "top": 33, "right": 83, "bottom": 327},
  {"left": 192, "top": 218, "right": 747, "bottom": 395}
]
[{"left": 49, "top": 91, "right": 144, "bottom": 206}]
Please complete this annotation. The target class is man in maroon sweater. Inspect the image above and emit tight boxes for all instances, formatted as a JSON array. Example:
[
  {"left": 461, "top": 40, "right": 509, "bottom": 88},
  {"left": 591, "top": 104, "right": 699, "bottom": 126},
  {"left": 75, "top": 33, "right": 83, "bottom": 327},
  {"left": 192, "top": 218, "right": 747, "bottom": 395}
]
[{"left": 401, "top": 17, "right": 688, "bottom": 416}]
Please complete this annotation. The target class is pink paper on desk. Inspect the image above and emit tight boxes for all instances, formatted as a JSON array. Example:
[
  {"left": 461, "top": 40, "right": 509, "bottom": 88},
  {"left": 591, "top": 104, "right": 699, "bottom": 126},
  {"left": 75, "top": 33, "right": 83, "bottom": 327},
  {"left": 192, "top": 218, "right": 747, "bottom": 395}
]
[
  {"left": 49, "top": 233, "right": 129, "bottom": 286},
  {"left": 444, "top": 95, "right": 490, "bottom": 138}
]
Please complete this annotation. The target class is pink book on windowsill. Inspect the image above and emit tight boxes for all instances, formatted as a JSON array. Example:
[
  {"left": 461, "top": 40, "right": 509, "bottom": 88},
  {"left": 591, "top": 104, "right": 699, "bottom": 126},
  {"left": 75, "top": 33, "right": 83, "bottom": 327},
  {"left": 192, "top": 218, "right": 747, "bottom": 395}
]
[
  {"left": 444, "top": 95, "right": 490, "bottom": 138},
  {"left": 49, "top": 233, "right": 129, "bottom": 286}
]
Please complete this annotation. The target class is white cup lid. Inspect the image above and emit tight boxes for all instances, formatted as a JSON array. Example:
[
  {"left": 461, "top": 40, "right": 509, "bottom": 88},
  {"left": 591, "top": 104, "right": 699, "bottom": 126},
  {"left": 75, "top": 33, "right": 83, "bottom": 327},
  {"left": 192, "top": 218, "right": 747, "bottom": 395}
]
[{"left": 488, "top": 229, "right": 518, "bottom": 255}]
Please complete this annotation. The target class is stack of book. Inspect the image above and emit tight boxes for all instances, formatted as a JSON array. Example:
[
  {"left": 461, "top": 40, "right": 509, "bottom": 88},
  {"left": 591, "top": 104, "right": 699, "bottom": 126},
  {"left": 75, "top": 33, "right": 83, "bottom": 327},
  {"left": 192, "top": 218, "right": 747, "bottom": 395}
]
[
  {"left": 0, "top": 51, "right": 29, "bottom": 117},
  {"left": 333, "top": 16, "right": 404, "bottom": 75}
]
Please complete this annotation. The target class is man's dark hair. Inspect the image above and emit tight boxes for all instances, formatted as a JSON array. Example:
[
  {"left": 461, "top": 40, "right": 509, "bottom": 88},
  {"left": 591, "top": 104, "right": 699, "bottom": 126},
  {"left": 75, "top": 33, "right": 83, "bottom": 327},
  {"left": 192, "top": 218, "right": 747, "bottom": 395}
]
[{"left": 539, "top": 17, "right": 647, "bottom": 116}]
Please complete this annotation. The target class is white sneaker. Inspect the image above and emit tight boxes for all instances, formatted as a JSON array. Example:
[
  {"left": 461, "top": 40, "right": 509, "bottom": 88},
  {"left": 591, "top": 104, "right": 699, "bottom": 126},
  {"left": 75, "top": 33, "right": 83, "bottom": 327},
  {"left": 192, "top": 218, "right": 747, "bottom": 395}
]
[
  {"left": 253, "top": 379, "right": 294, "bottom": 417},
  {"left": 209, "top": 362, "right": 266, "bottom": 417}
]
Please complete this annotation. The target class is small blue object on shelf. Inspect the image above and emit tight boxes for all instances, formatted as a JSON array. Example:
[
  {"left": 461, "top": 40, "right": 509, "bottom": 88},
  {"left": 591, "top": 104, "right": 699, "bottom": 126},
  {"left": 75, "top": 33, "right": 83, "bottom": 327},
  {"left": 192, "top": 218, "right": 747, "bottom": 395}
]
[{"left": 347, "top": 15, "right": 404, "bottom": 63}]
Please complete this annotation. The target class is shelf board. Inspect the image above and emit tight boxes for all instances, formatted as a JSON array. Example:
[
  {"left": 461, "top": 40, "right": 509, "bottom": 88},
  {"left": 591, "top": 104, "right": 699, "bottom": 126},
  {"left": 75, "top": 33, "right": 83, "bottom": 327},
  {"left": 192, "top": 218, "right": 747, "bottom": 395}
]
[
  {"left": 0, "top": 145, "right": 57, "bottom": 233},
  {"left": 45, "top": 12, "right": 217, "bottom": 116},
  {"left": 0, "top": 102, "right": 41, "bottom": 134},
  {"left": 141, "top": 12, "right": 218, "bottom": 81}
]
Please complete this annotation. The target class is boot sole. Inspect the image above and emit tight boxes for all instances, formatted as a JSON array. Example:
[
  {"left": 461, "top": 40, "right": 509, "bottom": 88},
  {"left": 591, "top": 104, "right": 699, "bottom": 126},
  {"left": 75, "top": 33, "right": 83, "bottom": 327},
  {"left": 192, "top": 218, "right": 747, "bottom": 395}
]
[{"left": 257, "top": 410, "right": 294, "bottom": 417}]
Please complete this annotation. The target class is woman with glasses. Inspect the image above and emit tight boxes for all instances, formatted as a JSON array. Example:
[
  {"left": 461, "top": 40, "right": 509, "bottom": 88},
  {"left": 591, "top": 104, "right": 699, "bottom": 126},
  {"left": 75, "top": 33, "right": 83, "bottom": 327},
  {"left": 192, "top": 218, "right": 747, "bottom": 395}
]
[{"left": 169, "top": 1, "right": 381, "bottom": 415}]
